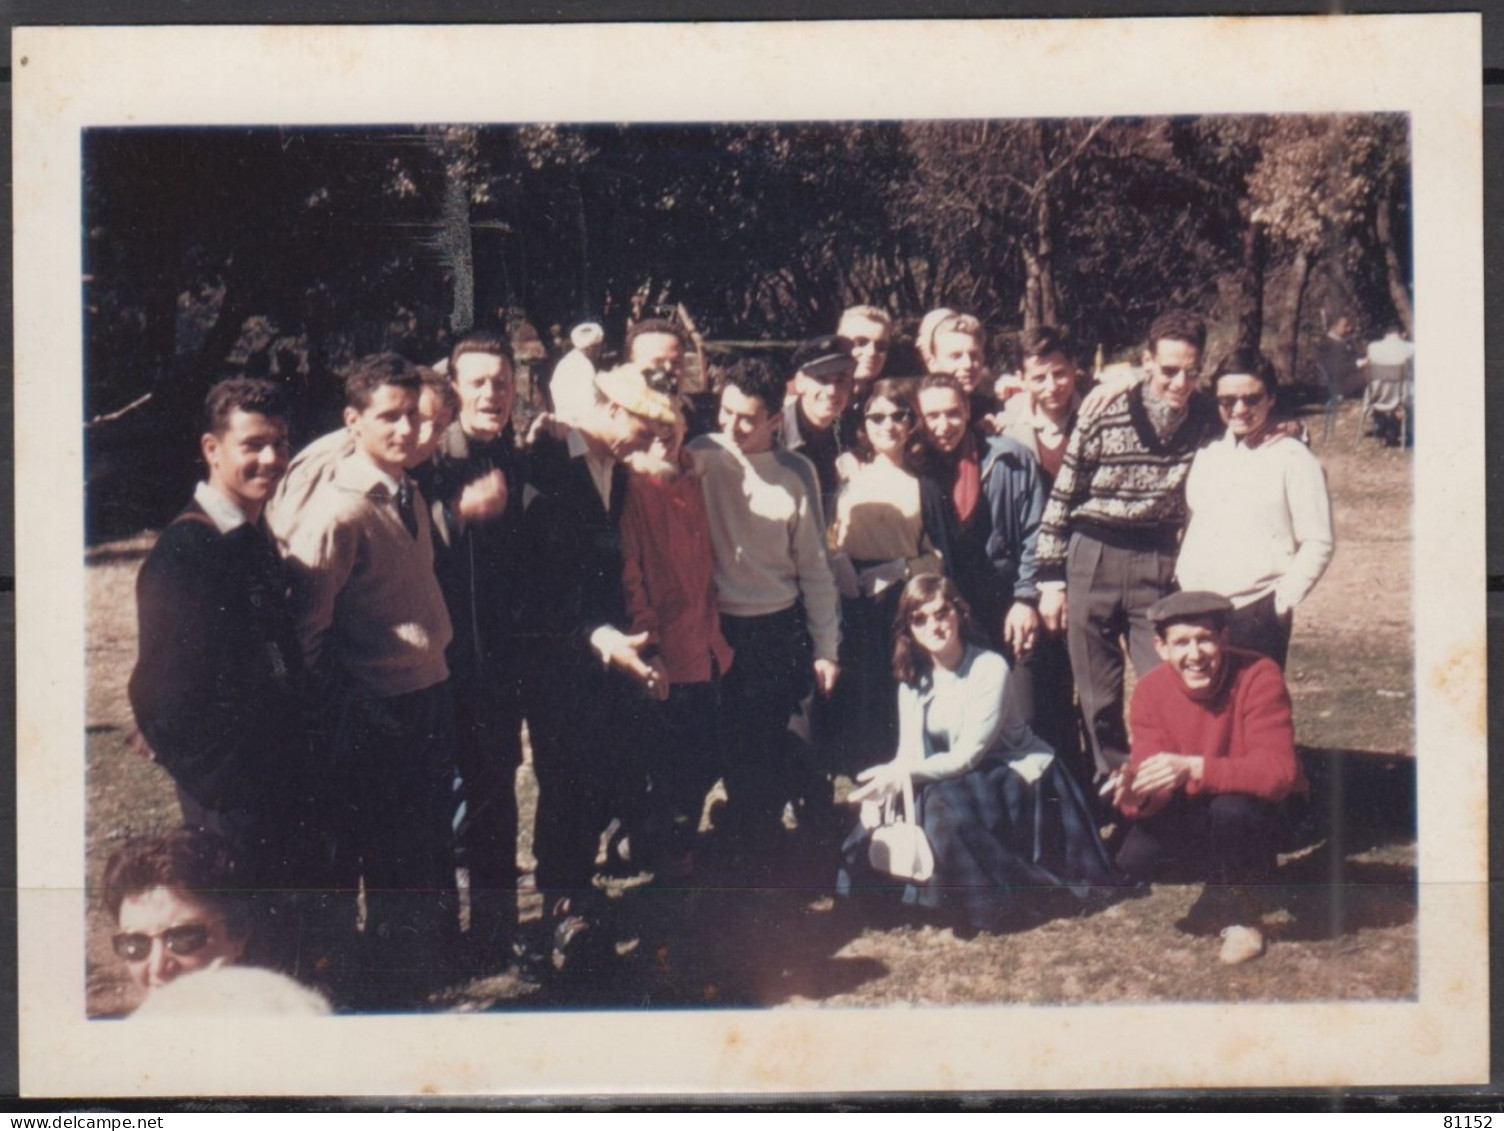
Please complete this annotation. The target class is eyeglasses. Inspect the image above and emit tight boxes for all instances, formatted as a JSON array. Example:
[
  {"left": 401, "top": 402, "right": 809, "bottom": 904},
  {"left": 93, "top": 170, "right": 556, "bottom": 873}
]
[
  {"left": 909, "top": 603, "right": 955, "bottom": 629},
  {"left": 112, "top": 923, "right": 211, "bottom": 962},
  {"left": 865, "top": 410, "right": 913, "bottom": 426},
  {"left": 1215, "top": 392, "right": 1268, "bottom": 410},
  {"left": 850, "top": 337, "right": 890, "bottom": 353},
  {"left": 1155, "top": 365, "right": 1202, "bottom": 381}
]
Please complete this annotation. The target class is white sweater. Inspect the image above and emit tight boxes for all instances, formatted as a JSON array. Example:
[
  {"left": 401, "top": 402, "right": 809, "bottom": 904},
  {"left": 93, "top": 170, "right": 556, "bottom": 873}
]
[
  {"left": 687, "top": 433, "right": 841, "bottom": 662},
  {"left": 1175, "top": 431, "right": 1335, "bottom": 613}
]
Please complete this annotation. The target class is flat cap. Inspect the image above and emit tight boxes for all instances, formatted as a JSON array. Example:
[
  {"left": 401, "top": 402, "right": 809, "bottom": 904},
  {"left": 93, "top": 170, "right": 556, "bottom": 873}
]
[
  {"left": 1147, "top": 590, "right": 1234, "bottom": 629},
  {"left": 792, "top": 334, "right": 858, "bottom": 380}
]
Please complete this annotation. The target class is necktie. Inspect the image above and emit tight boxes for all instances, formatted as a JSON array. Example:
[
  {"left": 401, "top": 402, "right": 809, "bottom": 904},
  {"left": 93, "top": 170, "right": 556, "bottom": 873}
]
[{"left": 395, "top": 479, "right": 419, "bottom": 539}]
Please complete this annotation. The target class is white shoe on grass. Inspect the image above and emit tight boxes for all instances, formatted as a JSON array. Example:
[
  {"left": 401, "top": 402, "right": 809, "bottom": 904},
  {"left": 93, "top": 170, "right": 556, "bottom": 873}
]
[{"left": 1218, "top": 924, "right": 1265, "bottom": 965}]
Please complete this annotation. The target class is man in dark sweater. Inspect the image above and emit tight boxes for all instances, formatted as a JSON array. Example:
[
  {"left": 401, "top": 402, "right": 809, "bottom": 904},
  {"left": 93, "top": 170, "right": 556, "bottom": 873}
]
[
  {"left": 1036, "top": 310, "right": 1216, "bottom": 782},
  {"left": 521, "top": 362, "right": 678, "bottom": 977},
  {"left": 128, "top": 378, "right": 327, "bottom": 968},
  {"left": 426, "top": 331, "right": 530, "bottom": 964}
]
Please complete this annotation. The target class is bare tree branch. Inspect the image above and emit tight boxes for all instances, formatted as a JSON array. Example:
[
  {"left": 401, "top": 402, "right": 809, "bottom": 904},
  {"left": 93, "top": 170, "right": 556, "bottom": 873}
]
[{"left": 85, "top": 391, "right": 154, "bottom": 429}]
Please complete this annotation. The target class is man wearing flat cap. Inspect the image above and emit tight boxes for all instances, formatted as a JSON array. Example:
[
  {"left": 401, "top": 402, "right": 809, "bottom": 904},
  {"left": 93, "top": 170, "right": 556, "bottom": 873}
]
[
  {"left": 521, "top": 362, "right": 679, "bottom": 977},
  {"left": 1107, "top": 590, "right": 1306, "bottom": 965},
  {"left": 781, "top": 333, "right": 857, "bottom": 525}
]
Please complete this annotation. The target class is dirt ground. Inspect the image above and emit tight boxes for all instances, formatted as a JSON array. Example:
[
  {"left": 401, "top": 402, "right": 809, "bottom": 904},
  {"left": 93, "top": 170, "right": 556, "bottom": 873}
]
[{"left": 81, "top": 398, "right": 1416, "bottom": 1016}]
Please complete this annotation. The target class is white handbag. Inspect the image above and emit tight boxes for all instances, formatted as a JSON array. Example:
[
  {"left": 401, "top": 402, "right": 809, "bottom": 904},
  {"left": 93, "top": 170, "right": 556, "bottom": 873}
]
[{"left": 867, "top": 770, "right": 935, "bottom": 883}]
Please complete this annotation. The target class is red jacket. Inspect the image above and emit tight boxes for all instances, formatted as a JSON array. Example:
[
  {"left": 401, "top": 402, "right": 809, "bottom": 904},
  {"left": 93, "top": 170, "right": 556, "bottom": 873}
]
[
  {"left": 620, "top": 464, "right": 734, "bottom": 685},
  {"left": 1127, "top": 647, "right": 1306, "bottom": 808}
]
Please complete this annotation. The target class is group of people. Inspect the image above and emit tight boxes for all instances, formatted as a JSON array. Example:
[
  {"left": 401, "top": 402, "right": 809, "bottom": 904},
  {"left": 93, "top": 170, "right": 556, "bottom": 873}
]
[{"left": 107, "top": 301, "right": 1338, "bottom": 1012}]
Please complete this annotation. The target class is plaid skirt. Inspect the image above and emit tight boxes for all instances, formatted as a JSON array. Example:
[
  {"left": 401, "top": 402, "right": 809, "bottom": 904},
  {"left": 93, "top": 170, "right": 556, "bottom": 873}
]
[{"left": 838, "top": 753, "right": 1126, "bottom": 932}]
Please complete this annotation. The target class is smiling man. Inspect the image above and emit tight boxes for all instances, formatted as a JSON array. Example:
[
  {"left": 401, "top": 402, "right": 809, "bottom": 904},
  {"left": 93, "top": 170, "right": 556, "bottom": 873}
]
[
  {"left": 281, "top": 353, "right": 459, "bottom": 993},
  {"left": 780, "top": 333, "right": 857, "bottom": 523},
  {"left": 129, "top": 378, "right": 325, "bottom": 928},
  {"left": 1109, "top": 590, "right": 1305, "bottom": 966},
  {"left": 426, "top": 332, "right": 530, "bottom": 964},
  {"left": 1034, "top": 310, "right": 1216, "bottom": 784}
]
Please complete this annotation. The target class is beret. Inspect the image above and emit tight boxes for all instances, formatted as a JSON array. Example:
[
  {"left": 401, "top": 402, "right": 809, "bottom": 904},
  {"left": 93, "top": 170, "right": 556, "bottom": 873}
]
[{"left": 1147, "top": 590, "right": 1234, "bottom": 628}]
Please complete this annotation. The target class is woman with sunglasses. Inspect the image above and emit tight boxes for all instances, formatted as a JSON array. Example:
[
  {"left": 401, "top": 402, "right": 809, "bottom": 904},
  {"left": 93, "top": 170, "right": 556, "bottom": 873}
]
[
  {"left": 819, "top": 378, "right": 959, "bottom": 778},
  {"left": 838, "top": 574, "right": 1122, "bottom": 935},
  {"left": 101, "top": 829, "right": 254, "bottom": 1003},
  {"left": 1175, "top": 348, "right": 1335, "bottom": 668}
]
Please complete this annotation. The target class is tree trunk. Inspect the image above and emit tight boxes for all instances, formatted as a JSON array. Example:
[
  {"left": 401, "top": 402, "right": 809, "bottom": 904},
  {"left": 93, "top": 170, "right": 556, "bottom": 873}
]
[
  {"left": 1275, "top": 246, "right": 1312, "bottom": 384},
  {"left": 1021, "top": 241, "right": 1042, "bottom": 333},
  {"left": 1036, "top": 193, "right": 1057, "bottom": 328},
  {"left": 1375, "top": 189, "right": 1414, "bottom": 334},
  {"left": 441, "top": 164, "right": 474, "bottom": 335},
  {"left": 1233, "top": 217, "right": 1265, "bottom": 351}
]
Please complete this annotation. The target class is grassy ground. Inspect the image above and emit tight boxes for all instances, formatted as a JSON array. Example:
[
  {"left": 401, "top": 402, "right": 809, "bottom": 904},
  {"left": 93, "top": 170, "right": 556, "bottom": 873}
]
[{"left": 82, "top": 398, "right": 1416, "bottom": 1015}]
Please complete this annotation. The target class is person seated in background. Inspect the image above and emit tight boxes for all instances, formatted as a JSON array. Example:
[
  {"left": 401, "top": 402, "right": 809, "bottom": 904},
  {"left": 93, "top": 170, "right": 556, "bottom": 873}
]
[
  {"left": 1316, "top": 313, "right": 1366, "bottom": 401},
  {"left": 1107, "top": 590, "right": 1306, "bottom": 966},
  {"left": 102, "top": 829, "right": 254, "bottom": 999},
  {"left": 837, "top": 574, "right": 1122, "bottom": 937},
  {"left": 1363, "top": 324, "right": 1415, "bottom": 446}
]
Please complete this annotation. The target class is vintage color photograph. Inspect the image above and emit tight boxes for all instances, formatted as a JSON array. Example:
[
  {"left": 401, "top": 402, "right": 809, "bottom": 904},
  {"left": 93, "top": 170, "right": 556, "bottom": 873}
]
[
  {"left": 80, "top": 113, "right": 1418, "bottom": 1018},
  {"left": 15, "top": 18, "right": 1485, "bottom": 1097}
]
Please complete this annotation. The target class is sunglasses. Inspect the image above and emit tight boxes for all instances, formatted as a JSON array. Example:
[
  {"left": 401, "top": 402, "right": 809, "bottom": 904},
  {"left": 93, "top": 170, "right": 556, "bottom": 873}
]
[
  {"left": 643, "top": 366, "right": 680, "bottom": 396},
  {"left": 850, "top": 336, "right": 890, "bottom": 353},
  {"left": 1215, "top": 392, "right": 1268, "bottom": 410},
  {"left": 1155, "top": 365, "right": 1202, "bottom": 380},
  {"left": 111, "top": 923, "right": 211, "bottom": 962},
  {"left": 909, "top": 603, "right": 955, "bottom": 629},
  {"left": 865, "top": 410, "right": 913, "bottom": 426}
]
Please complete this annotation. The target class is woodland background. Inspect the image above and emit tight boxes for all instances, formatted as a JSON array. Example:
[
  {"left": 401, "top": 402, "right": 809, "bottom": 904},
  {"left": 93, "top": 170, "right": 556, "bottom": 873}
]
[{"left": 83, "top": 114, "right": 1411, "bottom": 538}]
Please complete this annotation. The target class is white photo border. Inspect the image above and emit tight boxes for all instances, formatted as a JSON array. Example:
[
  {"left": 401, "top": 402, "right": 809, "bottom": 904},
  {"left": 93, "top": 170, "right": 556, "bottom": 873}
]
[{"left": 13, "top": 15, "right": 1487, "bottom": 1096}]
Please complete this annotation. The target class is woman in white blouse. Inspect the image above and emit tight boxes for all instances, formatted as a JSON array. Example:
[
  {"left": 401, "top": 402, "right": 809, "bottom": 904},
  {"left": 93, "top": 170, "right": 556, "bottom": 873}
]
[
  {"left": 837, "top": 574, "right": 1123, "bottom": 935},
  {"left": 1175, "top": 348, "right": 1335, "bottom": 668}
]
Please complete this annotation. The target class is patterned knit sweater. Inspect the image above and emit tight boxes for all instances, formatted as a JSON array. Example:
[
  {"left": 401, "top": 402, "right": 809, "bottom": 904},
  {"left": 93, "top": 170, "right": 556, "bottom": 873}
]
[{"left": 1035, "top": 384, "right": 1214, "bottom": 582}]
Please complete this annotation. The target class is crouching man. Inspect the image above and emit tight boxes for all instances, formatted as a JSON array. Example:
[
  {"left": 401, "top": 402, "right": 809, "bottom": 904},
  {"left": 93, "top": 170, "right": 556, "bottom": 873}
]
[{"left": 1108, "top": 590, "right": 1305, "bottom": 965}]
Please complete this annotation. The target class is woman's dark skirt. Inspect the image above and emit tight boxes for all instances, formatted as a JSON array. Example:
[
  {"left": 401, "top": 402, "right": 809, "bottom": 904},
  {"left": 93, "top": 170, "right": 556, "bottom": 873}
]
[{"left": 837, "top": 753, "right": 1128, "bottom": 933}]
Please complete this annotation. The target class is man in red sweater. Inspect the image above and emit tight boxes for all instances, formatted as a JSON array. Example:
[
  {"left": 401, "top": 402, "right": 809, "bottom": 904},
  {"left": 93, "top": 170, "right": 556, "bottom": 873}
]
[{"left": 1108, "top": 590, "right": 1305, "bottom": 965}]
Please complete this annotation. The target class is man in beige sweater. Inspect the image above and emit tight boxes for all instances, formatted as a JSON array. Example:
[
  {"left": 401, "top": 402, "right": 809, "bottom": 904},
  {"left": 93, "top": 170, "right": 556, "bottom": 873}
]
[{"left": 281, "top": 353, "right": 458, "bottom": 1001}]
